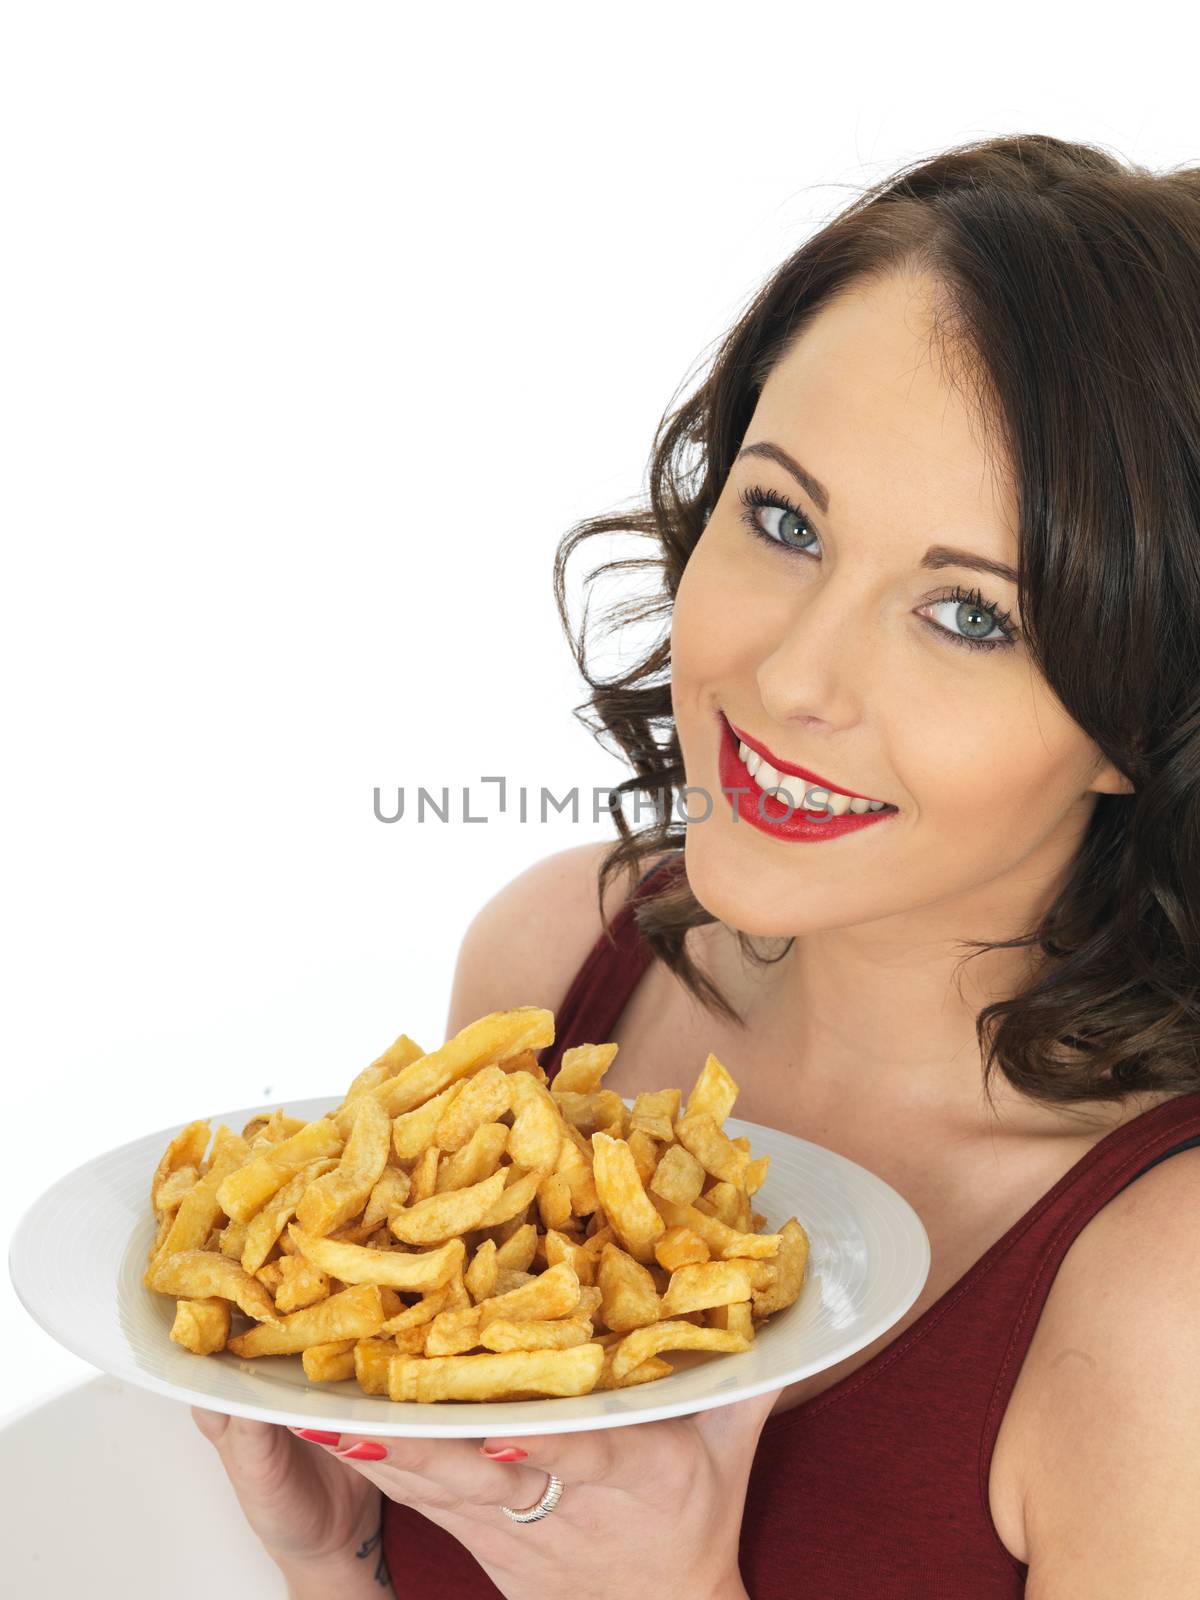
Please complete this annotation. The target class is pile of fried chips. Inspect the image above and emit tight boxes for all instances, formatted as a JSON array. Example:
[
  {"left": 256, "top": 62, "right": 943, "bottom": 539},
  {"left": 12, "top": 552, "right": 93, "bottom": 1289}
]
[{"left": 144, "top": 1007, "right": 809, "bottom": 1402}]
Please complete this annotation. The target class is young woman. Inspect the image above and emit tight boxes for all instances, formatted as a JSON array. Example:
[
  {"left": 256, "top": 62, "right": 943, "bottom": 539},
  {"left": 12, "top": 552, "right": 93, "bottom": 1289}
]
[{"left": 192, "top": 132, "right": 1200, "bottom": 1598}]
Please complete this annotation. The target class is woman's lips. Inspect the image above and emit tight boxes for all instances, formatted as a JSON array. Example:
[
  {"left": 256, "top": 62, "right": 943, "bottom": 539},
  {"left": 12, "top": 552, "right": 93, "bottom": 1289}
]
[
  {"left": 715, "top": 715, "right": 899, "bottom": 842},
  {"left": 724, "top": 715, "right": 894, "bottom": 808}
]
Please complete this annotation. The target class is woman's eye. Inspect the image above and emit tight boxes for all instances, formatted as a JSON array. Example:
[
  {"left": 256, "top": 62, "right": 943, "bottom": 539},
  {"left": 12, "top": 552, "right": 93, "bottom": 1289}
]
[
  {"left": 739, "top": 488, "right": 818, "bottom": 553},
  {"left": 736, "top": 482, "right": 1018, "bottom": 654}
]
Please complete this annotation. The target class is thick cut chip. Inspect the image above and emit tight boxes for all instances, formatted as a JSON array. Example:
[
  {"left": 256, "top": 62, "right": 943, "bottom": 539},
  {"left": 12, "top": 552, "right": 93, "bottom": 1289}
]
[
  {"left": 682, "top": 1053, "right": 739, "bottom": 1126},
  {"left": 477, "top": 1167, "right": 542, "bottom": 1230},
  {"left": 388, "top": 1168, "right": 508, "bottom": 1245},
  {"left": 591, "top": 1132, "right": 665, "bottom": 1264},
  {"left": 240, "top": 1158, "right": 339, "bottom": 1275},
  {"left": 674, "top": 1113, "right": 751, "bottom": 1187},
  {"left": 629, "top": 1089, "right": 680, "bottom": 1143},
  {"left": 217, "top": 1120, "right": 344, "bottom": 1225},
  {"left": 150, "top": 1249, "right": 281, "bottom": 1325},
  {"left": 750, "top": 1217, "right": 810, "bottom": 1317},
  {"left": 655, "top": 1224, "right": 711, "bottom": 1272},
  {"left": 392, "top": 1080, "right": 467, "bottom": 1161},
  {"left": 597, "top": 1243, "right": 660, "bottom": 1332},
  {"left": 648, "top": 1143, "right": 706, "bottom": 1207},
  {"left": 288, "top": 1224, "right": 465, "bottom": 1292},
  {"left": 506, "top": 1074, "right": 566, "bottom": 1173},
  {"left": 659, "top": 1260, "right": 753, "bottom": 1317},
  {"left": 227, "top": 1283, "right": 385, "bottom": 1356},
  {"left": 479, "top": 1315, "right": 592, "bottom": 1351},
  {"left": 155, "top": 1165, "right": 200, "bottom": 1214},
  {"left": 610, "top": 1319, "right": 752, "bottom": 1381},
  {"left": 275, "top": 1255, "right": 331, "bottom": 1313},
  {"left": 169, "top": 1296, "right": 231, "bottom": 1355},
  {"left": 436, "top": 1122, "right": 508, "bottom": 1193},
  {"left": 593, "top": 1349, "right": 674, "bottom": 1390},
  {"left": 365, "top": 1008, "right": 555, "bottom": 1122},
  {"left": 294, "top": 1097, "right": 391, "bottom": 1237},
  {"left": 353, "top": 1335, "right": 397, "bottom": 1394},
  {"left": 650, "top": 1193, "right": 781, "bottom": 1261},
  {"left": 551, "top": 1042, "right": 618, "bottom": 1096},
  {"left": 387, "top": 1343, "right": 604, "bottom": 1402},
  {"left": 434, "top": 1064, "right": 511, "bottom": 1152},
  {"left": 302, "top": 1339, "right": 357, "bottom": 1382},
  {"left": 151, "top": 1120, "right": 211, "bottom": 1212},
  {"left": 146, "top": 1127, "right": 251, "bottom": 1280},
  {"left": 361, "top": 1165, "right": 412, "bottom": 1230}
]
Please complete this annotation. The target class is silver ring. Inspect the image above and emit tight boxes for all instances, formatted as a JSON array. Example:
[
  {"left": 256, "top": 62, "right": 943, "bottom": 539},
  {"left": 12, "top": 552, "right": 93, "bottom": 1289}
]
[{"left": 499, "top": 1470, "right": 565, "bottom": 1523}]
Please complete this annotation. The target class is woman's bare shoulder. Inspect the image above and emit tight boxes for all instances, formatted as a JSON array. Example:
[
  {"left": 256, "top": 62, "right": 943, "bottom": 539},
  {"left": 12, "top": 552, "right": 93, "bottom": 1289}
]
[{"left": 443, "top": 841, "right": 676, "bottom": 1036}]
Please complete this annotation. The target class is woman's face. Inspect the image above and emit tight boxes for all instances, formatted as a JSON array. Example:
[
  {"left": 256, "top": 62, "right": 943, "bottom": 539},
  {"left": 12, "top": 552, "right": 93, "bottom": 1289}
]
[{"left": 671, "top": 270, "right": 1132, "bottom": 941}]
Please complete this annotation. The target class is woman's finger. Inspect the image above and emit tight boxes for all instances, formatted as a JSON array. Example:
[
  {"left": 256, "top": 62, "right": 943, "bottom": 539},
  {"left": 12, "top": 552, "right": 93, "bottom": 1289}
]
[
  {"left": 190, "top": 1405, "right": 231, "bottom": 1443},
  {"left": 287, "top": 1427, "right": 546, "bottom": 1513}
]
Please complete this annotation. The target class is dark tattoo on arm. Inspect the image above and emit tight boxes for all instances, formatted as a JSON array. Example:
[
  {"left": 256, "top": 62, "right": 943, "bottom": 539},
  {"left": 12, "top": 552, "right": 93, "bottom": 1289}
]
[{"left": 355, "top": 1494, "right": 394, "bottom": 1590}]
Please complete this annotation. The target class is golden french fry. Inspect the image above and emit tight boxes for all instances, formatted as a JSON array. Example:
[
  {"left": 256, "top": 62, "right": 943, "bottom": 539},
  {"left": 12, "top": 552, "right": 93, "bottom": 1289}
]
[
  {"left": 629, "top": 1089, "right": 680, "bottom": 1143},
  {"left": 675, "top": 1112, "right": 751, "bottom": 1187},
  {"left": 150, "top": 1249, "right": 281, "bottom": 1325},
  {"left": 302, "top": 1339, "right": 357, "bottom": 1382},
  {"left": 506, "top": 1074, "right": 566, "bottom": 1172},
  {"left": 151, "top": 1120, "right": 211, "bottom": 1212},
  {"left": 217, "top": 1120, "right": 344, "bottom": 1225},
  {"left": 361, "top": 1165, "right": 412, "bottom": 1230},
  {"left": 682, "top": 1053, "right": 739, "bottom": 1125},
  {"left": 354, "top": 1335, "right": 397, "bottom": 1394},
  {"left": 750, "top": 1217, "right": 810, "bottom": 1317},
  {"left": 367, "top": 1008, "right": 555, "bottom": 1122},
  {"left": 240, "top": 1158, "right": 339, "bottom": 1275},
  {"left": 169, "top": 1296, "right": 230, "bottom": 1354},
  {"left": 610, "top": 1319, "right": 752, "bottom": 1381},
  {"left": 390, "top": 1081, "right": 466, "bottom": 1161},
  {"left": 228, "top": 1283, "right": 385, "bottom": 1356},
  {"left": 590, "top": 1133, "right": 666, "bottom": 1265},
  {"left": 649, "top": 1143, "right": 708, "bottom": 1207},
  {"left": 388, "top": 1167, "right": 508, "bottom": 1245},
  {"left": 597, "top": 1242, "right": 661, "bottom": 1332},
  {"left": 434, "top": 1064, "right": 512, "bottom": 1152},
  {"left": 275, "top": 1255, "right": 331, "bottom": 1313},
  {"left": 551, "top": 1042, "right": 618, "bottom": 1095},
  {"left": 288, "top": 1223, "right": 466, "bottom": 1292},
  {"left": 388, "top": 1343, "right": 604, "bottom": 1402},
  {"left": 655, "top": 1224, "right": 711, "bottom": 1272},
  {"left": 479, "top": 1315, "right": 593, "bottom": 1351},
  {"left": 659, "top": 1260, "right": 753, "bottom": 1317},
  {"left": 294, "top": 1097, "right": 391, "bottom": 1237},
  {"left": 146, "top": 1127, "right": 251, "bottom": 1281},
  {"left": 650, "top": 1192, "right": 781, "bottom": 1261},
  {"left": 436, "top": 1122, "right": 509, "bottom": 1192}
]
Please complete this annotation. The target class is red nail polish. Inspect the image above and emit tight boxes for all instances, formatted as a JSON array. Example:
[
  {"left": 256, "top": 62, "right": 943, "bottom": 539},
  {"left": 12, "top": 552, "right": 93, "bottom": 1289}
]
[
  {"left": 294, "top": 1429, "right": 342, "bottom": 1446},
  {"left": 337, "top": 1441, "right": 388, "bottom": 1461},
  {"left": 479, "top": 1445, "right": 528, "bottom": 1461}
]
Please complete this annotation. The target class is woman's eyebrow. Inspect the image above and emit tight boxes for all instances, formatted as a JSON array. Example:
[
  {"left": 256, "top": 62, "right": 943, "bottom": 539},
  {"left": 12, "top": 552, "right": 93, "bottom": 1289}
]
[{"left": 734, "top": 439, "right": 1019, "bottom": 587}]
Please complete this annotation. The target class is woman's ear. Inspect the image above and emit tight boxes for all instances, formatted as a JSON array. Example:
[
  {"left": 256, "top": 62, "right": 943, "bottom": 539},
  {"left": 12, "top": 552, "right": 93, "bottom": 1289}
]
[{"left": 1089, "top": 755, "right": 1136, "bottom": 797}]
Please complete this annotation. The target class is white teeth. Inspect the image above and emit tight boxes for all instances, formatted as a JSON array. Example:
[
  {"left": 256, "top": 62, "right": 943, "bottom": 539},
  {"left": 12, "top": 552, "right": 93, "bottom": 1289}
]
[{"left": 737, "top": 737, "right": 889, "bottom": 813}]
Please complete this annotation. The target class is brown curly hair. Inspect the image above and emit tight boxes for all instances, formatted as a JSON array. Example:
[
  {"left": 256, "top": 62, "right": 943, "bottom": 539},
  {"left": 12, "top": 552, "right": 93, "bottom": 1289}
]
[{"left": 552, "top": 131, "right": 1200, "bottom": 1112}]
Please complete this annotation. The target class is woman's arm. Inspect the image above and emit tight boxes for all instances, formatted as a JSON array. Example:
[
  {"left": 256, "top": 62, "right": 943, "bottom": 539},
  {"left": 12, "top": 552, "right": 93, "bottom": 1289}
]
[
  {"left": 276, "top": 1487, "right": 390, "bottom": 1598},
  {"left": 1019, "top": 1148, "right": 1200, "bottom": 1595}
]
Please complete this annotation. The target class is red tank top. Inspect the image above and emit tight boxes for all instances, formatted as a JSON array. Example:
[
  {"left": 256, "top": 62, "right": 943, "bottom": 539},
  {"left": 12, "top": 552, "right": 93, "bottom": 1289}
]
[{"left": 382, "top": 851, "right": 1200, "bottom": 1597}]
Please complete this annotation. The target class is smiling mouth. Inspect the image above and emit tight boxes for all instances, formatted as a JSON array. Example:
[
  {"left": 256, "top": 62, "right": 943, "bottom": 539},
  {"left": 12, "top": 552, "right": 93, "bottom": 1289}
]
[{"left": 724, "top": 715, "right": 897, "bottom": 813}]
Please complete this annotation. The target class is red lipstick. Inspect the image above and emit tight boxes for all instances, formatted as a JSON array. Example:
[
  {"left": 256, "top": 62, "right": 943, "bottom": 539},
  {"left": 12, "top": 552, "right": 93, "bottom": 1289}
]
[{"left": 716, "top": 714, "right": 898, "bottom": 843}]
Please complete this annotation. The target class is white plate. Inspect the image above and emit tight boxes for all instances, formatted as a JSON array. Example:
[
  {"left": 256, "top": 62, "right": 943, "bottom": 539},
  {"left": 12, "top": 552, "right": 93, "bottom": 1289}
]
[{"left": 9, "top": 1095, "right": 930, "bottom": 1438}]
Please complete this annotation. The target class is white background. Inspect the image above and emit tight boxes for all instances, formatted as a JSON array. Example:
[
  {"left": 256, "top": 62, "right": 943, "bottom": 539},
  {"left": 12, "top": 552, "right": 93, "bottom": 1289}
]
[{"left": 2, "top": 2, "right": 1195, "bottom": 1424}]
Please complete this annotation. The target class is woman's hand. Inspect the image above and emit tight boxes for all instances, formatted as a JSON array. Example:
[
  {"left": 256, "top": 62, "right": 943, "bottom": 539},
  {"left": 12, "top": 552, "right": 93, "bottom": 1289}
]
[
  {"left": 287, "top": 1384, "right": 783, "bottom": 1600},
  {"left": 190, "top": 1408, "right": 383, "bottom": 1577}
]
